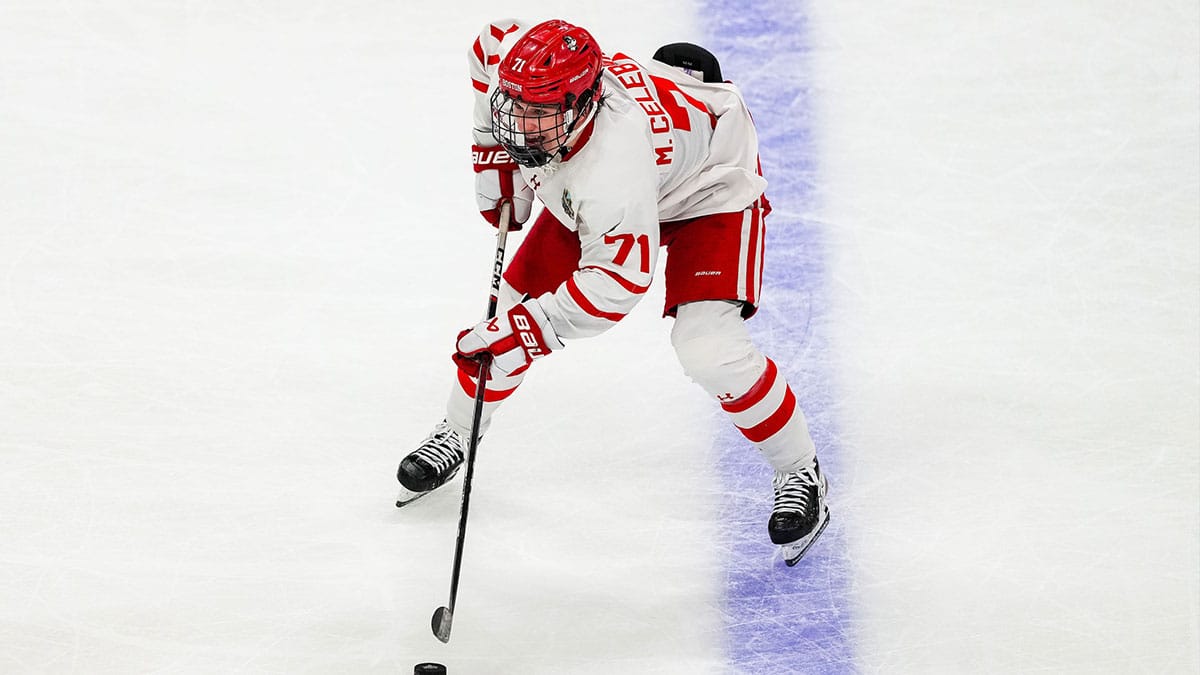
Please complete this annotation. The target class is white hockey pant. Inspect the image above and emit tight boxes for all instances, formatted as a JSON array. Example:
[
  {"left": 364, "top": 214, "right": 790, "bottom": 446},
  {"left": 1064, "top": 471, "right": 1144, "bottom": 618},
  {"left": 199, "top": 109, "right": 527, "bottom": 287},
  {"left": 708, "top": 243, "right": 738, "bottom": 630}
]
[{"left": 671, "top": 301, "right": 817, "bottom": 473}]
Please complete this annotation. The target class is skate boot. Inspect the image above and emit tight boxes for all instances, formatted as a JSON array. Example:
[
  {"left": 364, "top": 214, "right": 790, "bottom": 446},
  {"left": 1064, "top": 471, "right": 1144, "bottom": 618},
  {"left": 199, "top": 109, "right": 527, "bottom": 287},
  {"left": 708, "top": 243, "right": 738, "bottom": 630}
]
[
  {"left": 769, "top": 459, "right": 830, "bottom": 566},
  {"left": 395, "top": 420, "right": 468, "bottom": 508}
]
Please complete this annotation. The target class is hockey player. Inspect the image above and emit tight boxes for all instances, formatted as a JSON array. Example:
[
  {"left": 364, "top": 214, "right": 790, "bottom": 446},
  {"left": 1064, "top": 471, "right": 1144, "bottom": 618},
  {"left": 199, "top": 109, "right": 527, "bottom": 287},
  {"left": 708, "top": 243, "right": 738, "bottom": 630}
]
[{"left": 396, "top": 18, "right": 828, "bottom": 565}]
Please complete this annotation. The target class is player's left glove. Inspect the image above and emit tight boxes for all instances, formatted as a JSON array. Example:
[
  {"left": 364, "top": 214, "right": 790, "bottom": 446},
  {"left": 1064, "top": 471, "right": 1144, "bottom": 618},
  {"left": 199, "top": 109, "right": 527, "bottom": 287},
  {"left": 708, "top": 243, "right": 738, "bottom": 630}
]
[
  {"left": 473, "top": 144, "right": 533, "bottom": 230},
  {"left": 453, "top": 299, "right": 563, "bottom": 377}
]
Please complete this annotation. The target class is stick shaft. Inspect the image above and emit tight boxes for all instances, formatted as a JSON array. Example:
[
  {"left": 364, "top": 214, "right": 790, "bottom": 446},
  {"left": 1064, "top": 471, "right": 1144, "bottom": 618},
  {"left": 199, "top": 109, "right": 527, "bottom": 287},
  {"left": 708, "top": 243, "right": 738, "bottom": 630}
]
[{"left": 437, "top": 201, "right": 512, "bottom": 636}]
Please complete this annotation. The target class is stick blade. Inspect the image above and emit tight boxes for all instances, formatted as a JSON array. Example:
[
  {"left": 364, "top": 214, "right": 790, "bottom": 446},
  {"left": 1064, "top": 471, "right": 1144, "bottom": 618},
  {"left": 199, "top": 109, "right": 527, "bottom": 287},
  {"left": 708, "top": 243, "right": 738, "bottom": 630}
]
[{"left": 431, "top": 606, "right": 453, "bottom": 643}]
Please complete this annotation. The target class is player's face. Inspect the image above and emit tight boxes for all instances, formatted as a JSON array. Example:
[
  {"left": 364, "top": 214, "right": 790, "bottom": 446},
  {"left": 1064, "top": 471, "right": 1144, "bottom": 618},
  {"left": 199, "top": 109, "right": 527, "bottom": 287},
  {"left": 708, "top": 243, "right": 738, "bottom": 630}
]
[
  {"left": 490, "top": 89, "right": 573, "bottom": 167},
  {"left": 512, "top": 100, "right": 566, "bottom": 153}
]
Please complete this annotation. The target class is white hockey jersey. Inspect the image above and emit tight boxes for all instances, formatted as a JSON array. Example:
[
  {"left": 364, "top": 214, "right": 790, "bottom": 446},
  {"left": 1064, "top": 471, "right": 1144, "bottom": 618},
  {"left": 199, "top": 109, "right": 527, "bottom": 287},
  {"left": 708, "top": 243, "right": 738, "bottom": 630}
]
[{"left": 469, "top": 19, "right": 768, "bottom": 340}]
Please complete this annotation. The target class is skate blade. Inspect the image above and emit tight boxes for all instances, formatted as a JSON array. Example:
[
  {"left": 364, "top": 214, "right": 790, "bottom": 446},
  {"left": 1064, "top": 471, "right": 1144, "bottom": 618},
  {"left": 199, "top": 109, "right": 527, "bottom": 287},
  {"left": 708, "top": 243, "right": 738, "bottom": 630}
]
[
  {"left": 395, "top": 487, "right": 432, "bottom": 508},
  {"left": 781, "top": 506, "right": 830, "bottom": 566}
]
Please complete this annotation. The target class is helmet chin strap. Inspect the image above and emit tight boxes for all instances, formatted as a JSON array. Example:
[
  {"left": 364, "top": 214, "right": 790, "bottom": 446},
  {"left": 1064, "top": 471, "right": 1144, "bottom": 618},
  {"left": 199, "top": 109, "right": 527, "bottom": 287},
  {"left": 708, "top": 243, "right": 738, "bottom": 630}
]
[{"left": 558, "top": 102, "right": 598, "bottom": 159}]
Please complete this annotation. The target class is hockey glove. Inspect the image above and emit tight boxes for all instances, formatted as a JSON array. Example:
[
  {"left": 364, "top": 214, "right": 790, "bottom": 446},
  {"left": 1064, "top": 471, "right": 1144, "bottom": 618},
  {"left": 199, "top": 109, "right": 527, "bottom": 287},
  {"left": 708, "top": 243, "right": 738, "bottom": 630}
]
[
  {"left": 473, "top": 144, "right": 533, "bottom": 230},
  {"left": 454, "top": 299, "right": 563, "bottom": 377}
]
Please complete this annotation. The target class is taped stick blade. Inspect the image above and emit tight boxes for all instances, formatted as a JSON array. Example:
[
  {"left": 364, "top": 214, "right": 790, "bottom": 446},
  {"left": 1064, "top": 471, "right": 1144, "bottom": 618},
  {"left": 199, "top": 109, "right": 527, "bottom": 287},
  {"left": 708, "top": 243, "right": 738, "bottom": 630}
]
[{"left": 431, "top": 606, "right": 453, "bottom": 643}]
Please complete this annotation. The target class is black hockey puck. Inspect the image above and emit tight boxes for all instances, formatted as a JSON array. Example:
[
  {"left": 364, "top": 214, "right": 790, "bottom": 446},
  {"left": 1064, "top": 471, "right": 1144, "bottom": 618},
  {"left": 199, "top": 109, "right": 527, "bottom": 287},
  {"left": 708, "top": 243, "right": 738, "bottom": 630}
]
[{"left": 414, "top": 664, "right": 446, "bottom": 675}]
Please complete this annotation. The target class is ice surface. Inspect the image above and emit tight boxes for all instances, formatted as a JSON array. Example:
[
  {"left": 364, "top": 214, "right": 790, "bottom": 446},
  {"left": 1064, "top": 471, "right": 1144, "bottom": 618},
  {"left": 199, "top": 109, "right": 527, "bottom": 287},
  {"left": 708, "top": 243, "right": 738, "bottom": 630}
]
[
  {"left": 810, "top": 2, "right": 1200, "bottom": 672},
  {"left": 1, "top": 1, "right": 1197, "bottom": 673}
]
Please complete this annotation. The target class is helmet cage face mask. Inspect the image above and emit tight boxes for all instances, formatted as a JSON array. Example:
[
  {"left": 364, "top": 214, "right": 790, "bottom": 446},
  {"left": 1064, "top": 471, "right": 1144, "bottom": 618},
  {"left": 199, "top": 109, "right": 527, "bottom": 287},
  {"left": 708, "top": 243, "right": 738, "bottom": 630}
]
[
  {"left": 490, "top": 87, "right": 595, "bottom": 168},
  {"left": 489, "top": 19, "right": 604, "bottom": 168}
]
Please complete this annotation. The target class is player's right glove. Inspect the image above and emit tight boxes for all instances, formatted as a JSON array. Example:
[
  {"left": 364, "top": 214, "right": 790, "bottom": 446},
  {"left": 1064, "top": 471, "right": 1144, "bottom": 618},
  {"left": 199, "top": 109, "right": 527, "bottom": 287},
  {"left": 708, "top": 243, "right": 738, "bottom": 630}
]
[{"left": 472, "top": 144, "right": 533, "bottom": 230}]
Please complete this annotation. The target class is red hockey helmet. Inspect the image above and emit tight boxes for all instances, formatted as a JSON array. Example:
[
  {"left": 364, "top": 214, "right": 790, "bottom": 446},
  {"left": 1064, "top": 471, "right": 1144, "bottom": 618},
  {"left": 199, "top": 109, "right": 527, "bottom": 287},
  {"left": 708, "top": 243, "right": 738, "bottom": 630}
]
[{"left": 491, "top": 20, "right": 604, "bottom": 167}]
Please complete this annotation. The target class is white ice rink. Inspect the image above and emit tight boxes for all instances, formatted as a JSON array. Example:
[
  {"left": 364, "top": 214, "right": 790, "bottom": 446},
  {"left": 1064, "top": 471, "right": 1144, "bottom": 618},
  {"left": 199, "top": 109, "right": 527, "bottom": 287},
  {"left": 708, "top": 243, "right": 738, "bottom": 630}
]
[{"left": 2, "top": 1, "right": 1197, "bottom": 673}]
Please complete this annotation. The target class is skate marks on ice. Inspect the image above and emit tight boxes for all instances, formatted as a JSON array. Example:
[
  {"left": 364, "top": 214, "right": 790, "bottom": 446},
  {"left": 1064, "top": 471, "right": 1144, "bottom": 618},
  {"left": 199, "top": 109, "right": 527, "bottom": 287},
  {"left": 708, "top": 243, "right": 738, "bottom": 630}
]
[{"left": 700, "top": 0, "right": 857, "bottom": 672}]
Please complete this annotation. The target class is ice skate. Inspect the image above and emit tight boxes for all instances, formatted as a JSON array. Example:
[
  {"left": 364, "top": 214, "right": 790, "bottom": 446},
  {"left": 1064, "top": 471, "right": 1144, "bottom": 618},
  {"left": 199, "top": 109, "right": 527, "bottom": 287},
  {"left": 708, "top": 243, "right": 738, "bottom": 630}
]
[
  {"left": 395, "top": 420, "right": 468, "bottom": 507},
  {"left": 769, "top": 460, "right": 830, "bottom": 566}
]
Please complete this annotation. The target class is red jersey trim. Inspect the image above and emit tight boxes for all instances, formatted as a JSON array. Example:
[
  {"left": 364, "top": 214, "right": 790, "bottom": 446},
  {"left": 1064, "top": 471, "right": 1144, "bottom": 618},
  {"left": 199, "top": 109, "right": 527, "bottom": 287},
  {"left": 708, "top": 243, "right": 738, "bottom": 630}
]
[
  {"left": 581, "top": 265, "right": 650, "bottom": 294},
  {"left": 472, "top": 39, "right": 500, "bottom": 66},
  {"left": 566, "top": 277, "right": 626, "bottom": 322},
  {"left": 490, "top": 23, "right": 519, "bottom": 42},
  {"left": 561, "top": 116, "right": 597, "bottom": 161}
]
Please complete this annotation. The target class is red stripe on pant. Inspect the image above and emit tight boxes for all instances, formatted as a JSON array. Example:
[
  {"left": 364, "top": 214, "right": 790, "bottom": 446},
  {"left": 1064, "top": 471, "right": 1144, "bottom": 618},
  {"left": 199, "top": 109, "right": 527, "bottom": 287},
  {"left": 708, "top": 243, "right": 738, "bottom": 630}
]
[
  {"left": 736, "top": 387, "right": 798, "bottom": 443},
  {"left": 721, "top": 358, "right": 779, "bottom": 414},
  {"left": 721, "top": 357, "right": 797, "bottom": 444},
  {"left": 745, "top": 208, "right": 760, "bottom": 307}
]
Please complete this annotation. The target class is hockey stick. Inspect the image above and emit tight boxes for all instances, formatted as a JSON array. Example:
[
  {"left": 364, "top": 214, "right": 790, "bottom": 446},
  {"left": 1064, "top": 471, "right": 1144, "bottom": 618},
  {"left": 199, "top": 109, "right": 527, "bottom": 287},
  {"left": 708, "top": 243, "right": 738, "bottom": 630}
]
[{"left": 432, "top": 201, "right": 512, "bottom": 644}]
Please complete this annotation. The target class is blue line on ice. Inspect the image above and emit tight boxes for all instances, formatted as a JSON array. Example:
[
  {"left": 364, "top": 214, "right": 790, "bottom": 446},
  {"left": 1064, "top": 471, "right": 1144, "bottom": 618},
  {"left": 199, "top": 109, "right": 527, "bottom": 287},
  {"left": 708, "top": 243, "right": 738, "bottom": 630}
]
[{"left": 700, "top": 2, "right": 856, "bottom": 672}]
